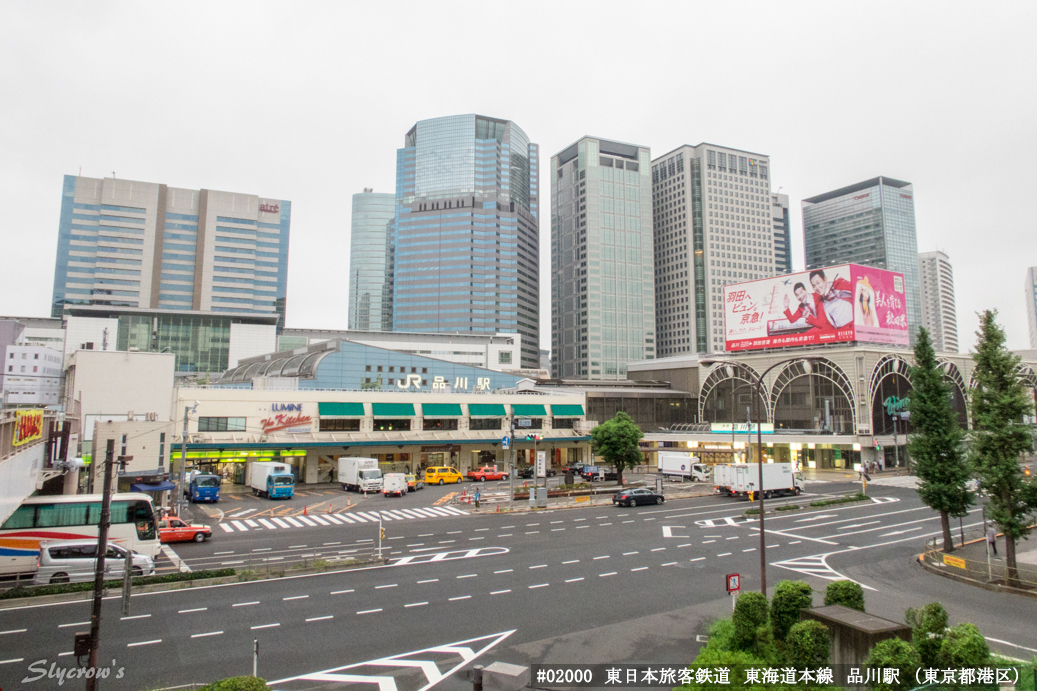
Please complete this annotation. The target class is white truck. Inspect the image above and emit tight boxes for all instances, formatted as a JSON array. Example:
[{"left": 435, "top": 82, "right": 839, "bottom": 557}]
[
  {"left": 657, "top": 451, "right": 710, "bottom": 482},
  {"left": 339, "top": 457, "right": 383, "bottom": 493},
  {"left": 382, "top": 473, "right": 407, "bottom": 498},
  {"left": 713, "top": 463, "right": 803, "bottom": 498},
  {"left": 248, "top": 461, "right": 296, "bottom": 499}
]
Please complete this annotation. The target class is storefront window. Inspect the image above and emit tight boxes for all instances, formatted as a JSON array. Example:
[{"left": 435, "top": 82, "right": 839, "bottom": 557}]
[
  {"left": 469, "top": 418, "right": 503, "bottom": 431},
  {"left": 320, "top": 418, "right": 361, "bottom": 432},
  {"left": 374, "top": 418, "right": 412, "bottom": 432},
  {"left": 423, "top": 418, "right": 458, "bottom": 431},
  {"left": 553, "top": 418, "right": 576, "bottom": 429}
]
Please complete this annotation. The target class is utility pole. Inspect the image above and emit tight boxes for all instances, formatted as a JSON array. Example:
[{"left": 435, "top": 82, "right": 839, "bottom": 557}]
[
  {"left": 85, "top": 440, "right": 115, "bottom": 691},
  {"left": 508, "top": 416, "right": 515, "bottom": 511},
  {"left": 892, "top": 414, "right": 900, "bottom": 469},
  {"left": 176, "top": 403, "right": 197, "bottom": 517}
]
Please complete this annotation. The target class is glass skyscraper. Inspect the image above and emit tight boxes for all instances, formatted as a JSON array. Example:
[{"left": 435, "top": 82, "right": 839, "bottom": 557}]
[
  {"left": 802, "top": 176, "right": 922, "bottom": 343},
  {"left": 348, "top": 188, "right": 395, "bottom": 331},
  {"left": 53, "top": 175, "right": 291, "bottom": 326},
  {"left": 392, "top": 115, "right": 540, "bottom": 369},
  {"left": 552, "top": 137, "right": 656, "bottom": 379}
]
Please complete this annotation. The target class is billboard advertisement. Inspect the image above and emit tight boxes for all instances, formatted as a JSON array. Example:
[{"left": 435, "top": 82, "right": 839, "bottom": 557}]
[{"left": 724, "top": 264, "right": 908, "bottom": 351}]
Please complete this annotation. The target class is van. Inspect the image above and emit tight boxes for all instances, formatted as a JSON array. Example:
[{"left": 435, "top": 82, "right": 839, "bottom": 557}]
[
  {"left": 34, "top": 539, "right": 156, "bottom": 585},
  {"left": 423, "top": 466, "right": 463, "bottom": 485}
]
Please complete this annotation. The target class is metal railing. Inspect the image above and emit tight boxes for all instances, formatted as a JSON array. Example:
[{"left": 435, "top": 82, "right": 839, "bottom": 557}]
[{"left": 923, "top": 525, "right": 1037, "bottom": 589}]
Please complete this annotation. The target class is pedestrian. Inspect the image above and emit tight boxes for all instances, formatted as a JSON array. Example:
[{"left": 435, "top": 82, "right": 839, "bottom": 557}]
[
  {"left": 473, "top": 488, "right": 481, "bottom": 510},
  {"left": 987, "top": 525, "right": 998, "bottom": 556}
]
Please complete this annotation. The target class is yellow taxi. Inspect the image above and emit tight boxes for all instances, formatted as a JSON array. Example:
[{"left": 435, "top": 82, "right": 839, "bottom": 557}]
[{"left": 423, "top": 466, "right": 463, "bottom": 485}]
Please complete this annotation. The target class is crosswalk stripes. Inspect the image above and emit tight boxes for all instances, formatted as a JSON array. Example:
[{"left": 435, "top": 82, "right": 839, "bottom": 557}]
[{"left": 217, "top": 505, "right": 471, "bottom": 533}]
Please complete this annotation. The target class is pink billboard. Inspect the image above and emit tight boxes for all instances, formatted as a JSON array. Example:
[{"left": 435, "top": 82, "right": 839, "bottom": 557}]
[{"left": 724, "top": 264, "right": 909, "bottom": 351}]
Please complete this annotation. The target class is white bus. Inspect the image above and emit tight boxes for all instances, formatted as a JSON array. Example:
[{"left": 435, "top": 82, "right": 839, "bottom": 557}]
[{"left": 0, "top": 493, "right": 160, "bottom": 577}]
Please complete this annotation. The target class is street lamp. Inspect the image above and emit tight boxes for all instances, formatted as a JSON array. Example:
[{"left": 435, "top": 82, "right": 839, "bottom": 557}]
[{"left": 702, "top": 356, "right": 815, "bottom": 595}]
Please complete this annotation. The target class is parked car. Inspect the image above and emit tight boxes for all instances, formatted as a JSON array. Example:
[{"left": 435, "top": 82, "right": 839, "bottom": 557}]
[
  {"left": 406, "top": 473, "right": 424, "bottom": 491},
  {"left": 158, "top": 516, "right": 212, "bottom": 543},
  {"left": 35, "top": 540, "right": 156, "bottom": 585},
  {"left": 612, "top": 488, "right": 664, "bottom": 507},
  {"left": 423, "top": 466, "right": 463, "bottom": 485},
  {"left": 518, "top": 465, "right": 557, "bottom": 479},
  {"left": 467, "top": 466, "right": 509, "bottom": 482},
  {"left": 581, "top": 465, "right": 618, "bottom": 482},
  {"left": 563, "top": 462, "right": 590, "bottom": 475}
]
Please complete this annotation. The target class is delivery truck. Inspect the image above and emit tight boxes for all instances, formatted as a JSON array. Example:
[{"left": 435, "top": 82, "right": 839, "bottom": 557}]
[
  {"left": 713, "top": 463, "right": 803, "bottom": 498},
  {"left": 339, "top": 457, "right": 383, "bottom": 493},
  {"left": 248, "top": 461, "right": 296, "bottom": 499},
  {"left": 382, "top": 473, "right": 408, "bottom": 498},
  {"left": 187, "top": 473, "right": 222, "bottom": 503},
  {"left": 657, "top": 451, "right": 710, "bottom": 482}
]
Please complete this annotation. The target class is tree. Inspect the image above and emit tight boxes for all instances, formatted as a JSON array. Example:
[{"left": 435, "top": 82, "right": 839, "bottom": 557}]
[
  {"left": 824, "top": 580, "right": 864, "bottom": 611},
  {"left": 732, "top": 591, "right": 769, "bottom": 653},
  {"left": 785, "top": 620, "right": 830, "bottom": 668},
  {"left": 905, "top": 602, "right": 948, "bottom": 668},
  {"left": 863, "top": 638, "right": 921, "bottom": 691},
  {"left": 970, "top": 310, "right": 1037, "bottom": 585},
  {"left": 590, "top": 411, "right": 644, "bottom": 485},
  {"left": 908, "top": 328, "right": 974, "bottom": 552},
  {"left": 770, "top": 580, "right": 813, "bottom": 641},
  {"left": 936, "top": 623, "right": 990, "bottom": 671}
]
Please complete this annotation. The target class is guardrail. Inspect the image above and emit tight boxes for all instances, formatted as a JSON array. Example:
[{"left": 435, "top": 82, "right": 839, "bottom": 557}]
[{"left": 922, "top": 526, "right": 1037, "bottom": 590}]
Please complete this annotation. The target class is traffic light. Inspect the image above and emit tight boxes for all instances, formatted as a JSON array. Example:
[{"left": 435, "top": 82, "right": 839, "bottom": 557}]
[
  {"left": 526, "top": 434, "right": 543, "bottom": 442},
  {"left": 380, "top": 527, "right": 385, "bottom": 540}
]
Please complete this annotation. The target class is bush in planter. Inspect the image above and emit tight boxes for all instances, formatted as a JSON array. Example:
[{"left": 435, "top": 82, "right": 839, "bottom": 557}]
[
  {"left": 863, "top": 638, "right": 920, "bottom": 691},
  {"left": 784, "top": 620, "right": 830, "bottom": 668},
  {"left": 770, "top": 580, "right": 813, "bottom": 641},
  {"left": 824, "top": 579, "right": 864, "bottom": 611},
  {"left": 905, "top": 601, "right": 948, "bottom": 667},
  {"left": 936, "top": 622, "right": 990, "bottom": 670},
  {"left": 199, "top": 676, "right": 267, "bottom": 691},
  {"left": 732, "top": 591, "right": 769, "bottom": 652}
]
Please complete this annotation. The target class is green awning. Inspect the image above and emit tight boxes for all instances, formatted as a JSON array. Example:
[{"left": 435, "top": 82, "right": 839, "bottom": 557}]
[
  {"left": 512, "top": 404, "right": 547, "bottom": 417},
  {"left": 467, "top": 404, "right": 507, "bottom": 417},
  {"left": 372, "top": 402, "right": 415, "bottom": 417},
  {"left": 318, "top": 402, "right": 366, "bottom": 417},
  {"left": 551, "top": 404, "right": 585, "bottom": 417},
  {"left": 421, "top": 403, "right": 463, "bottom": 417}
]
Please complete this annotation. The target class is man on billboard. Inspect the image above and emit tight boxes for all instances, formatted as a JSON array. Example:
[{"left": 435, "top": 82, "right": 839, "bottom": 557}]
[
  {"left": 809, "top": 269, "right": 853, "bottom": 328},
  {"left": 782, "top": 282, "right": 833, "bottom": 332}
]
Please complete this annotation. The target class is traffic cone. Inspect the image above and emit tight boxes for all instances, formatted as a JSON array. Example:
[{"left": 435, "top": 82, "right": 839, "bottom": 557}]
[{"left": 304, "top": 505, "right": 308, "bottom": 516}]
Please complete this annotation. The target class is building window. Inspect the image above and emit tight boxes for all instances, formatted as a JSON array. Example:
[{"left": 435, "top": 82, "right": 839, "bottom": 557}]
[
  {"left": 158, "top": 433, "right": 165, "bottom": 467},
  {"left": 515, "top": 418, "right": 543, "bottom": 430},
  {"left": 498, "top": 351, "right": 512, "bottom": 364},
  {"left": 553, "top": 418, "right": 576, "bottom": 429},
  {"left": 423, "top": 418, "right": 459, "bottom": 431},
  {"left": 319, "top": 418, "right": 361, "bottom": 432},
  {"left": 469, "top": 418, "right": 502, "bottom": 431},
  {"left": 197, "top": 417, "right": 247, "bottom": 432},
  {"left": 373, "top": 419, "right": 411, "bottom": 432}
]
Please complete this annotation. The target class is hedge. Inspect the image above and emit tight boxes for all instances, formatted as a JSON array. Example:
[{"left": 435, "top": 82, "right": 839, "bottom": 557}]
[
  {"left": 809, "top": 492, "right": 868, "bottom": 507},
  {"left": 199, "top": 676, "right": 267, "bottom": 691},
  {"left": 0, "top": 568, "right": 236, "bottom": 600}
]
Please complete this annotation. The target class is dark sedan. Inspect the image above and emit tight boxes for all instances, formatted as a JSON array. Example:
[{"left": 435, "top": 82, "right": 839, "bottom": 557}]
[
  {"left": 518, "top": 465, "right": 557, "bottom": 478},
  {"left": 612, "top": 487, "right": 664, "bottom": 507}
]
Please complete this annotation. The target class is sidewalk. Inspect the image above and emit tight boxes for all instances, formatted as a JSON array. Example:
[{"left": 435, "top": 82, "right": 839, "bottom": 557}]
[{"left": 921, "top": 527, "right": 1037, "bottom": 594}]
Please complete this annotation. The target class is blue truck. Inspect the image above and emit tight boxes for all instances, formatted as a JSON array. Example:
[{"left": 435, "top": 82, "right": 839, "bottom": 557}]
[
  {"left": 249, "top": 461, "right": 295, "bottom": 499},
  {"left": 188, "top": 473, "right": 222, "bottom": 503}
]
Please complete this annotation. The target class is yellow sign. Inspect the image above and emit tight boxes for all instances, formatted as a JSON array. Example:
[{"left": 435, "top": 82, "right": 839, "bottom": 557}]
[
  {"left": 574, "top": 496, "right": 589, "bottom": 504},
  {"left": 942, "top": 554, "right": 966, "bottom": 569},
  {"left": 13, "top": 409, "right": 44, "bottom": 446}
]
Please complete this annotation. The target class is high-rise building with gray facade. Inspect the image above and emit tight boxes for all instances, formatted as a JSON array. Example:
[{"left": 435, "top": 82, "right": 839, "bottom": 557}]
[
  {"left": 1026, "top": 267, "right": 1037, "bottom": 349},
  {"left": 348, "top": 188, "right": 395, "bottom": 332},
  {"left": 552, "top": 137, "right": 656, "bottom": 379},
  {"left": 802, "top": 176, "right": 922, "bottom": 343},
  {"left": 52, "top": 175, "right": 291, "bottom": 326},
  {"left": 392, "top": 115, "right": 539, "bottom": 369},
  {"left": 918, "top": 250, "right": 958, "bottom": 352},
  {"left": 651, "top": 144, "right": 777, "bottom": 357},
  {"left": 771, "top": 192, "right": 792, "bottom": 274}
]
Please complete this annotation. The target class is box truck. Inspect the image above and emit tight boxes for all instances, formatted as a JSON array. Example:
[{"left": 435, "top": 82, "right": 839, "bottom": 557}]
[
  {"left": 339, "top": 457, "right": 383, "bottom": 493},
  {"left": 657, "top": 451, "right": 710, "bottom": 482},
  {"left": 713, "top": 463, "right": 803, "bottom": 498},
  {"left": 382, "top": 473, "right": 408, "bottom": 498},
  {"left": 248, "top": 462, "right": 296, "bottom": 499},
  {"left": 187, "top": 473, "right": 222, "bottom": 503}
]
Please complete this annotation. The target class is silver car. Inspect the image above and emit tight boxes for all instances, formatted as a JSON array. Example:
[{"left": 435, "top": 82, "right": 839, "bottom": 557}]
[{"left": 34, "top": 539, "right": 156, "bottom": 585}]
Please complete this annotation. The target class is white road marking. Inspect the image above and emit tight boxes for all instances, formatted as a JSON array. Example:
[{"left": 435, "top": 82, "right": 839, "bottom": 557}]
[
  {"left": 258, "top": 519, "right": 278, "bottom": 530},
  {"left": 494, "top": 569, "right": 513, "bottom": 574},
  {"left": 631, "top": 567, "right": 649, "bottom": 572},
  {"left": 213, "top": 550, "right": 235, "bottom": 555},
  {"left": 449, "top": 595, "right": 472, "bottom": 601},
  {"left": 192, "top": 631, "right": 223, "bottom": 638},
  {"left": 121, "top": 614, "right": 150, "bottom": 621},
  {"left": 331, "top": 589, "right": 354, "bottom": 595},
  {"left": 691, "top": 557, "right": 706, "bottom": 562},
  {"left": 563, "top": 559, "right": 579, "bottom": 564},
  {"left": 233, "top": 601, "right": 260, "bottom": 607},
  {"left": 0, "top": 629, "right": 26, "bottom": 635},
  {"left": 0, "top": 658, "right": 25, "bottom": 665},
  {"left": 565, "top": 577, "right": 584, "bottom": 583},
  {"left": 718, "top": 552, "right": 732, "bottom": 557},
  {"left": 491, "top": 589, "right": 511, "bottom": 595},
  {"left": 307, "top": 615, "right": 334, "bottom": 622},
  {"left": 795, "top": 514, "right": 838, "bottom": 523},
  {"left": 551, "top": 528, "right": 565, "bottom": 532},
  {"left": 322, "top": 514, "right": 346, "bottom": 524},
  {"left": 272, "top": 518, "right": 291, "bottom": 528},
  {"left": 838, "top": 521, "right": 881, "bottom": 530},
  {"left": 599, "top": 572, "right": 617, "bottom": 577},
  {"left": 880, "top": 526, "right": 922, "bottom": 537},
  {"left": 525, "top": 531, "right": 539, "bottom": 534},
  {"left": 662, "top": 561, "right": 678, "bottom": 566},
  {"left": 179, "top": 608, "right": 206, "bottom": 614},
  {"left": 623, "top": 551, "right": 639, "bottom": 555},
  {"left": 405, "top": 602, "right": 428, "bottom": 608},
  {"left": 307, "top": 515, "right": 331, "bottom": 526},
  {"left": 743, "top": 548, "right": 756, "bottom": 552},
  {"left": 231, "top": 521, "right": 248, "bottom": 531},
  {"left": 357, "top": 609, "right": 383, "bottom": 614},
  {"left": 251, "top": 623, "right": 280, "bottom": 629},
  {"left": 127, "top": 639, "right": 162, "bottom": 647},
  {"left": 218, "top": 524, "right": 234, "bottom": 533},
  {"left": 284, "top": 595, "right": 309, "bottom": 600},
  {"left": 593, "top": 555, "right": 609, "bottom": 560},
  {"left": 296, "top": 516, "right": 319, "bottom": 527},
  {"left": 985, "top": 637, "right": 1037, "bottom": 655},
  {"left": 245, "top": 519, "right": 260, "bottom": 528},
  {"left": 283, "top": 517, "right": 305, "bottom": 528},
  {"left": 529, "top": 583, "right": 549, "bottom": 589},
  {"left": 678, "top": 544, "right": 693, "bottom": 548},
  {"left": 418, "top": 579, "right": 439, "bottom": 583},
  {"left": 703, "top": 540, "right": 716, "bottom": 544},
  {"left": 59, "top": 621, "right": 89, "bottom": 628},
  {"left": 529, "top": 564, "right": 547, "bottom": 569},
  {"left": 457, "top": 574, "right": 477, "bottom": 579},
  {"left": 651, "top": 547, "right": 666, "bottom": 552},
  {"left": 375, "top": 584, "right": 398, "bottom": 589}
]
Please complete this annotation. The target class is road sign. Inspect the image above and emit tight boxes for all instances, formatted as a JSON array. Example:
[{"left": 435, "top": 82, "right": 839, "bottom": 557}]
[
  {"left": 518, "top": 419, "right": 532, "bottom": 427},
  {"left": 536, "top": 450, "right": 546, "bottom": 478},
  {"left": 501, "top": 436, "right": 511, "bottom": 450},
  {"left": 726, "top": 573, "right": 741, "bottom": 593}
]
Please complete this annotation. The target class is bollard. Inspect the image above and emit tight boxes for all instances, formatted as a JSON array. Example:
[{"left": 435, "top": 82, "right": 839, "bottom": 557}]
[{"left": 473, "top": 665, "right": 483, "bottom": 691}]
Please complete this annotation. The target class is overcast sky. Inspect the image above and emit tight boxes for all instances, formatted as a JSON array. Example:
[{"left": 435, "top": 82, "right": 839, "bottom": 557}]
[{"left": 2, "top": 1, "right": 1034, "bottom": 352}]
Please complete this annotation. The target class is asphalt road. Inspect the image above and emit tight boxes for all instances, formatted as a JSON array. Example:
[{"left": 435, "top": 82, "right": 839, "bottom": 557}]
[{"left": 2, "top": 479, "right": 1035, "bottom": 691}]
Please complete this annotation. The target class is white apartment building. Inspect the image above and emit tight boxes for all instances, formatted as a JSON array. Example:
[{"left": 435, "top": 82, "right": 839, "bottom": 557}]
[
  {"left": 551, "top": 137, "right": 657, "bottom": 379},
  {"left": 1026, "top": 267, "right": 1037, "bottom": 349},
  {"left": 1, "top": 346, "right": 63, "bottom": 406},
  {"left": 918, "top": 251, "right": 959, "bottom": 352},
  {"left": 651, "top": 144, "right": 777, "bottom": 357}
]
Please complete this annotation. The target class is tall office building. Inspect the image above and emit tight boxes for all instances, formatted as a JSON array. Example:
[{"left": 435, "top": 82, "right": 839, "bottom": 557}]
[
  {"left": 1026, "top": 267, "right": 1037, "bottom": 349},
  {"left": 53, "top": 175, "right": 291, "bottom": 325},
  {"left": 918, "top": 251, "right": 958, "bottom": 352},
  {"left": 348, "top": 188, "right": 395, "bottom": 332},
  {"left": 771, "top": 192, "right": 792, "bottom": 274},
  {"left": 802, "top": 176, "right": 922, "bottom": 344},
  {"left": 551, "top": 136, "right": 656, "bottom": 379},
  {"left": 650, "top": 144, "right": 776, "bottom": 357},
  {"left": 392, "top": 115, "right": 540, "bottom": 369}
]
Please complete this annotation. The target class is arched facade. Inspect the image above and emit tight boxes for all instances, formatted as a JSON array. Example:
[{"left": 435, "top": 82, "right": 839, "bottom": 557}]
[
  {"left": 871, "top": 355, "right": 914, "bottom": 435},
  {"left": 770, "top": 358, "right": 856, "bottom": 434},
  {"left": 699, "top": 362, "right": 767, "bottom": 423},
  {"left": 937, "top": 359, "right": 970, "bottom": 429}
]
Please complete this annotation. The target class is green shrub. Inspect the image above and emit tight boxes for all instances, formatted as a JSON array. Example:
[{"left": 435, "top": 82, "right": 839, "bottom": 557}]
[
  {"left": 785, "top": 620, "right": 830, "bottom": 668},
  {"left": 809, "top": 492, "right": 868, "bottom": 507},
  {"left": 682, "top": 647, "right": 766, "bottom": 690},
  {"left": 732, "top": 591, "right": 769, "bottom": 652},
  {"left": 937, "top": 622, "right": 990, "bottom": 670},
  {"left": 905, "top": 602, "right": 948, "bottom": 667},
  {"left": 774, "top": 504, "right": 802, "bottom": 512},
  {"left": 199, "top": 676, "right": 267, "bottom": 691},
  {"left": 703, "top": 618, "right": 735, "bottom": 652},
  {"left": 770, "top": 580, "right": 813, "bottom": 641},
  {"left": 863, "top": 638, "right": 920, "bottom": 691},
  {"left": 0, "top": 568, "right": 236, "bottom": 600},
  {"left": 824, "top": 580, "right": 865, "bottom": 611}
]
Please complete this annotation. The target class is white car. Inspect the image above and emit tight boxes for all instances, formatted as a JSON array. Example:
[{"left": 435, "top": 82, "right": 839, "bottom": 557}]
[{"left": 35, "top": 539, "right": 156, "bottom": 585}]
